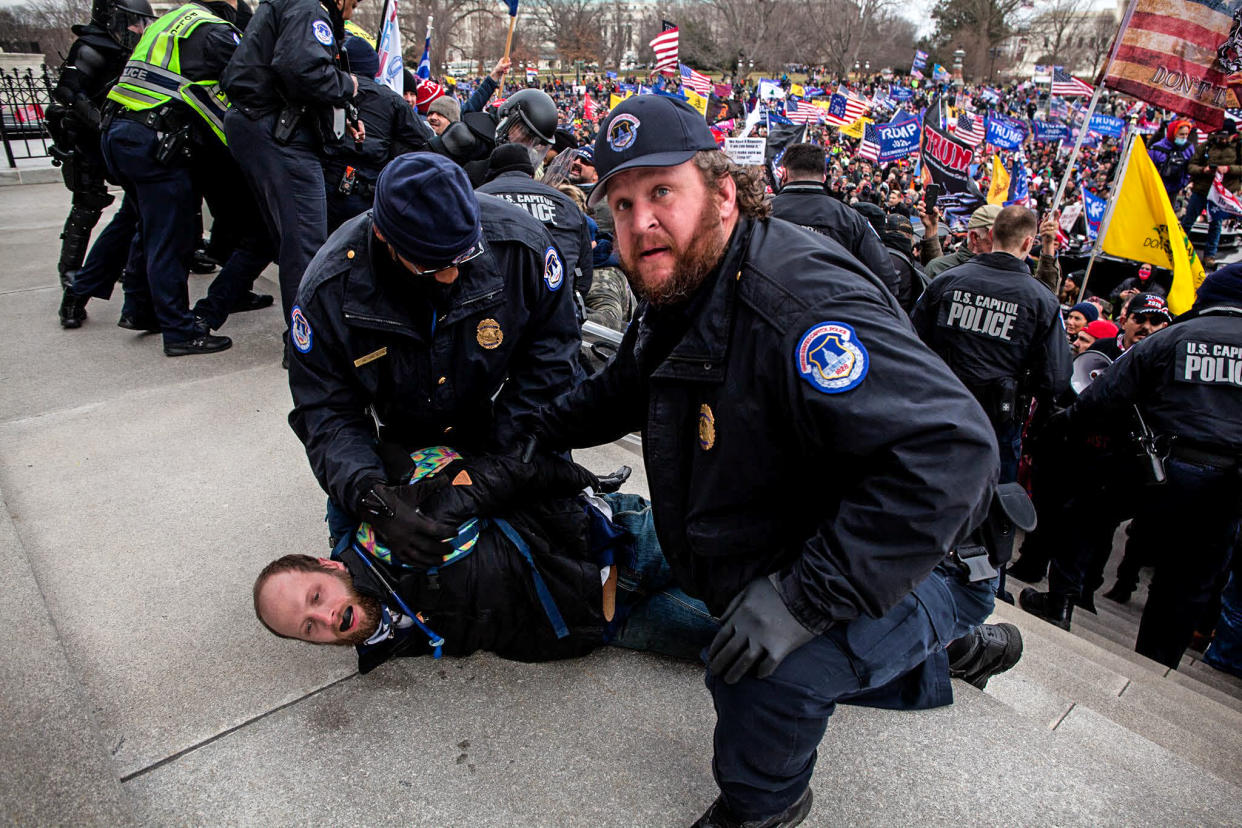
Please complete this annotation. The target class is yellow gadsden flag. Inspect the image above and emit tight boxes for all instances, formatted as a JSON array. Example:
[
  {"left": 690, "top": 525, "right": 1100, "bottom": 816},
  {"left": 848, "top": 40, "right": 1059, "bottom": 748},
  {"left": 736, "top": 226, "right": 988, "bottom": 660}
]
[
  {"left": 987, "top": 155, "right": 1010, "bottom": 205},
  {"left": 685, "top": 88, "right": 709, "bottom": 117},
  {"left": 839, "top": 116, "right": 873, "bottom": 139},
  {"left": 609, "top": 91, "right": 633, "bottom": 109},
  {"left": 1100, "top": 138, "right": 1206, "bottom": 315}
]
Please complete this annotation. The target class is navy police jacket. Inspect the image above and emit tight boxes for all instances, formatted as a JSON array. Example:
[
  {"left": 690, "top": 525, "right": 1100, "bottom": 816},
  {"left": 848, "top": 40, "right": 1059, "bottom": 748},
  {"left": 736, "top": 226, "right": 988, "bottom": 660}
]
[
  {"left": 288, "top": 197, "right": 582, "bottom": 513},
  {"left": 1073, "top": 308, "right": 1242, "bottom": 452},
  {"left": 769, "top": 182, "right": 902, "bottom": 302},
  {"left": 912, "top": 251, "right": 1071, "bottom": 401},
  {"left": 478, "top": 171, "right": 594, "bottom": 297},
  {"left": 220, "top": 0, "right": 353, "bottom": 118},
  {"left": 537, "top": 216, "right": 998, "bottom": 631}
]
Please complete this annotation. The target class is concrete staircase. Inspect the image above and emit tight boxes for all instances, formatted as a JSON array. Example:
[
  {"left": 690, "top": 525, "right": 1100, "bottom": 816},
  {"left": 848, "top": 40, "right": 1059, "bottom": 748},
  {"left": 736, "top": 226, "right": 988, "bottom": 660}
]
[{"left": 2, "top": 181, "right": 1240, "bottom": 824}]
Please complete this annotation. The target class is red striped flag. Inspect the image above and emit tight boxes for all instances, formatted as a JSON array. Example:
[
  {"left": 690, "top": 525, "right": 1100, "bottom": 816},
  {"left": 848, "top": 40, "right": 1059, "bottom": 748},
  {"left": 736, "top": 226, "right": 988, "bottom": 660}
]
[
  {"left": 823, "top": 88, "right": 868, "bottom": 126},
  {"left": 1051, "top": 67, "right": 1094, "bottom": 97},
  {"left": 680, "top": 64, "right": 712, "bottom": 95},
  {"left": 950, "top": 111, "right": 985, "bottom": 146},
  {"left": 649, "top": 21, "right": 679, "bottom": 76},
  {"left": 857, "top": 122, "right": 880, "bottom": 161},
  {"left": 1103, "top": 0, "right": 1242, "bottom": 128},
  {"left": 785, "top": 99, "right": 822, "bottom": 124}
]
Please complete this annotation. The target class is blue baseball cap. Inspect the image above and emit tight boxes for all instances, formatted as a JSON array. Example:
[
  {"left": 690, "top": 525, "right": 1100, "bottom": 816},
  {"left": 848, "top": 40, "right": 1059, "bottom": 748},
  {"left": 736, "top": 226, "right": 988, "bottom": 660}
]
[{"left": 588, "top": 95, "right": 719, "bottom": 207}]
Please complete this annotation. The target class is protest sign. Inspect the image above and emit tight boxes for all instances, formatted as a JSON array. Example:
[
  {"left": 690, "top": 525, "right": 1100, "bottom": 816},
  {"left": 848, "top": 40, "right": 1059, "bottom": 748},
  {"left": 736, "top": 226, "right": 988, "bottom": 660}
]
[{"left": 723, "top": 137, "right": 765, "bottom": 166}]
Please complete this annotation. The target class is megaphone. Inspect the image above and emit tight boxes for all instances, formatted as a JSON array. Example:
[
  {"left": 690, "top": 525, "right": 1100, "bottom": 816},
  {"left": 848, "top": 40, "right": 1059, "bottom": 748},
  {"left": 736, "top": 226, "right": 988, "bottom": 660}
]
[{"left": 1071, "top": 350, "right": 1113, "bottom": 395}]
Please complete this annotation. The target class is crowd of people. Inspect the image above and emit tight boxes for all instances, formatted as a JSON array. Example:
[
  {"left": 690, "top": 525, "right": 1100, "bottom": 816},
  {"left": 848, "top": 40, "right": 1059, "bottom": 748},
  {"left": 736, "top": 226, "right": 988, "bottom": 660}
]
[{"left": 39, "top": 0, "right": 1242, "bottom": 823}]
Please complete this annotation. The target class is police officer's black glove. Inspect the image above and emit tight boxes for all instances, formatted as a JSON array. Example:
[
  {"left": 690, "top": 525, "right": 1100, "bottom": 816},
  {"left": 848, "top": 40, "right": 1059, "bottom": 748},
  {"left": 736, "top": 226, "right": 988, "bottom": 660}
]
[
  {"left": 421, "top": 453, "right": 601, "bottom": 525},
  {"left": 707, "top": 575, "right": 817, "bottom": 685},
  {"left": 595, "top": 465, "right": 631, "bottom": 493},
  {"left": 358, "top": 478, "right": 460, "bottom": 569}
]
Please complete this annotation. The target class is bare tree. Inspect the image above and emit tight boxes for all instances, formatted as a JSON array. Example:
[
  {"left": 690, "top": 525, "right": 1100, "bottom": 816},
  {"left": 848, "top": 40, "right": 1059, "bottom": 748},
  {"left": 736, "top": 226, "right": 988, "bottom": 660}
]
[{"left": 523, "top": 0, "right": 606, "bottom": 66}]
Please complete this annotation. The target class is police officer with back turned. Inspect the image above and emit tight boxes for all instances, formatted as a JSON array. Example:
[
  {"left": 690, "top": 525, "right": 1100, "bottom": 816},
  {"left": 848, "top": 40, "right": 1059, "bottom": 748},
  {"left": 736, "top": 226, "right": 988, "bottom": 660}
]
[
  {"left": 912, "top": 205, "right": 1071, "bottom": 482},
  {"left": 220, "top": 0, "right": 363, "bottom": 338}
]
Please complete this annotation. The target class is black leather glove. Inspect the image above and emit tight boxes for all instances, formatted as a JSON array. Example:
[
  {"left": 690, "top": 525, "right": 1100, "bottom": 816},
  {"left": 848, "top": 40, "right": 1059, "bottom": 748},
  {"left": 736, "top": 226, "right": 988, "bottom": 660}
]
[
  {"left": 358, "top": 477, "right": 460, "bottom": 569},
  {"left": 421, "top": 452, "right": 601, "bottom": 525},
  {"left": 707, "top": 575, "right": 817, "bottom": 684},
  {"left": 595, "top": 465, "right": 631, "bottom": 493}
]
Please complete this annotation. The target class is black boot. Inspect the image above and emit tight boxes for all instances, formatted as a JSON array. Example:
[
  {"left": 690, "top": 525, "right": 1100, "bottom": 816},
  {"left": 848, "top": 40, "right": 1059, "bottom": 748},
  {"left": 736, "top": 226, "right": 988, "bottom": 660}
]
[
  {"left": 1102, "top": 582, "right": 1133, "bottom": 604},
  {"left": 692, "top": 788, "right": 812, "bottom": 828},
  {"left": 58, "top": 289, "right": 88, "bottom": 329},
  {"left": 947, "top": 623, "right": 1024, "bottom": 689},
  {"left": 1019, "top": 588, "right": 1073, "bottom": 630},
  {"left": 1006, "top": 554, "right": 1048, "bottom": 584},
  {"left": 1077, "top": 592, "right": 1098, "bottom": 614}
]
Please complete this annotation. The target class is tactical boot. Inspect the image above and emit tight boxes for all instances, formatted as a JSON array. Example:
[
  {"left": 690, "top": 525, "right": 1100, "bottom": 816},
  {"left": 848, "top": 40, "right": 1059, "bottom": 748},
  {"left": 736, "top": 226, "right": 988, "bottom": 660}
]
[
  {"left": 947, "top": 623, "right": 1024, "bottom": 689},
  {"left": 1019, "top": 588, "right": 1073, "bottom": 631},
  {"left": 691, "top": 788, "right": 812, "bottom": 828},
  {"left": 58, "top": 290, "right": 88, "bottom": 329}
]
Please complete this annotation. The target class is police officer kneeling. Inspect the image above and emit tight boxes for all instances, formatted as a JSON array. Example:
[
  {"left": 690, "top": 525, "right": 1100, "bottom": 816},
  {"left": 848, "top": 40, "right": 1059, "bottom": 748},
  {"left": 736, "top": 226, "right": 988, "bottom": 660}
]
[
  {"left": 527, "top": 95, "right": 1014, "bottom": 827},
  {"left": 287, "top": 153, "right": 581, "bottom": 557}
]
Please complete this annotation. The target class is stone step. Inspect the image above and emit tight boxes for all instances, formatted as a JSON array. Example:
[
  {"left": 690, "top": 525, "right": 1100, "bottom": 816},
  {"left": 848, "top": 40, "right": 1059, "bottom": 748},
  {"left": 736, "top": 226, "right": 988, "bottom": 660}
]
[
  {"left": 1182, "top": 654, "right": 1242, "bottom": 701},
  {"left": 993, "top": 600, "right": 1242, "bottom": 721},
  {"left": 985, "top": 608, "right": 1242, "bottom": 780},
  {"left": 0, "top": 487, "right": 134, "bottom": 825}
]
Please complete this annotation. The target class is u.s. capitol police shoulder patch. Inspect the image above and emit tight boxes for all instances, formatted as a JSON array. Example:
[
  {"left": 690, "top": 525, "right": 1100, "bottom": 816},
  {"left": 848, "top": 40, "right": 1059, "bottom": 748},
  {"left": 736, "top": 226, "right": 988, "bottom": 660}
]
[
  {"left": 311, "top": 19, "right": 333, "bottom": 46},
  {"left": 795, "top": 321, "right": 868, "bottom": 394},
  {"left": 543, "top": 246, "right": 564, "bottom": 291},
  {"left": 290, "top": 305, "right": 313, "bottom": 354}
]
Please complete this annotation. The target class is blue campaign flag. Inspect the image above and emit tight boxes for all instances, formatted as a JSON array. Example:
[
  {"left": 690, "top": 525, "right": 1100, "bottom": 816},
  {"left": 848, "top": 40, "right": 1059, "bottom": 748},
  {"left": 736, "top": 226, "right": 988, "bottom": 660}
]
[
  {"left": 619, "top": 82, "right": 636, "bottom": 92},
  {"left": 1088, "top": 113, "right": 1125, "bottom": 138},
  {"left": 985, "top": 116, "right": 1026, "bottom": 150},
  {"left": 804, "top": 86, "right": 825, "bottom": 97},
  {"left": 890, "top": 85, "right": 913, "bottom": 101},
  {"left": 767, "top": 109, "right": 793, "bottom": 125},
  {"left": 874, "top": 112, "right": 922, "bottom": 163},
  {"left": 913, "top": 49, "right": 928, "bottom": 71},
  {"left": 1082, "top": 186, "right": 1106, "bottom": 239},
  {"left": 1006, "top": 155, "right": 1030, "bottom": 206},
  {"left": 500, "top": 0, "right": 518, "bottom": 15},
  {"left": 416, "top": 32, "right": 431, "bottom": 79},
  {"left": 1032, "top": 119, "right": 1069, "bottom": 143},
  {"left": 606, "top": 70, "right": 617, "bottom": 79}
]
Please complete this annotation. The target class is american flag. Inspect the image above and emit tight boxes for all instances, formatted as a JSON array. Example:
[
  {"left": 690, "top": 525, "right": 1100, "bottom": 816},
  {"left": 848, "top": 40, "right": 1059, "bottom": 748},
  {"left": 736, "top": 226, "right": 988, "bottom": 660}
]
[
  {"left": 1049, "top": 96, "right": 1069, "bottom": 119},
  {"left": 950, "top": 111, "right": 985, "bottom": 147},
  {"left": 680, "top": 64, "right": 711, "bottom": 95},
  {"left": 649, "top": 21, "right": 679, "bottom": 75},
  {"left": 858, "top": 122, "right": 880, "bottom": 161},
  {"left": 1051, "top": 67, "right": 1093, "bottom": 97},
  {"left": 824, "top": 90, "right": 868, "bottom": 126},
  {"left": 785, "top": 99, "right": 822, "bottom": 125}
]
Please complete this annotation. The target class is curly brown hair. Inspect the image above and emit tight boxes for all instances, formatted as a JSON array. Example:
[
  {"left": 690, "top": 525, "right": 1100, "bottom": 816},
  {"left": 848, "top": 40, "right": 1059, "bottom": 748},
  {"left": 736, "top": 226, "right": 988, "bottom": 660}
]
[{"left": 693, "top": 150, "right": 773, "bottom": 219}]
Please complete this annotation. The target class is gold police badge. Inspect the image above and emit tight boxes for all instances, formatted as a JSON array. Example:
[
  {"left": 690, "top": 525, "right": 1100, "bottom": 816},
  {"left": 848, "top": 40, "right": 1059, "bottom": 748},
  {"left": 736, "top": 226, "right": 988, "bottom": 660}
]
[
  {"left": 476, "top": 318, "right": 503, "bottom": 350},
  {"left": 697, "top": 403, "right": 716, "bottom": 451}
]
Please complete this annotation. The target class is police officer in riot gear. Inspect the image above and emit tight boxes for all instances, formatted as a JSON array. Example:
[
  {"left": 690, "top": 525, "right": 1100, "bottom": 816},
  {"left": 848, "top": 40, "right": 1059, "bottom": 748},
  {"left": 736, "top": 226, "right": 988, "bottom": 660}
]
[
  {"left": 770, "top": 143, "right": 902, "bottom": 301},
  {"left": 478, "top": 143, "right": 593, "bottom": 301},
  {"left": 432, "top": 87, "right": 558, "bottom": 187},
  {"left": 1024, "top": 266, "right": 1242, "bottom": 668},
  {"left": 49, "top": 0, "right": 153, "bottom": 328},
  {"left": 287, "top": 154, "right": 581, "bottom": 555},
  {"left": 99, "top": 0, "right": 247, "bottom": 355},
  {"left": 220, "top": 0, "right": 363, "bottom": 340},
  {"left": 912, "top": 205, "right": 1072, "bottom": 482}
]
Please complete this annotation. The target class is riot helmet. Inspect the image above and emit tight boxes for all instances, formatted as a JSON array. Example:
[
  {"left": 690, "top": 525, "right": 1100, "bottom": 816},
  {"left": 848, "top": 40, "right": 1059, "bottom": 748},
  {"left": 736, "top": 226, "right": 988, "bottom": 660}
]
[
  {"left": 494, "top": 88, "right": 558, "bottom": 146},
  {"left": 104, "top": 0, "right": 155, "bottom": 50}
]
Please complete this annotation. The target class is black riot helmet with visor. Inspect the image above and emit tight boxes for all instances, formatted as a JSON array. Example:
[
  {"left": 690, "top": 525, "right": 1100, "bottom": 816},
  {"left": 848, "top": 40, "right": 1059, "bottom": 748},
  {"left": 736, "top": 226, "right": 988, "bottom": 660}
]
[
  {"left": 494, "top": 88, "right": 558, "bottom": 147},
  {"left": 98, "top": 0, "right": 155, "bottom": 50}
]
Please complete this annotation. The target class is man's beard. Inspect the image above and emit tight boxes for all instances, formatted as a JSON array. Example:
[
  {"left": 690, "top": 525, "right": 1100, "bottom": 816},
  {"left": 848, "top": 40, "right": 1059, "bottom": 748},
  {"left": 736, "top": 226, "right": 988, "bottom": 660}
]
[
  {"left": 328, "top": 567, "right": 383, "bottom": 647},
  {"left": 618, "top": 199, "right": 727, "bottom": 306}
]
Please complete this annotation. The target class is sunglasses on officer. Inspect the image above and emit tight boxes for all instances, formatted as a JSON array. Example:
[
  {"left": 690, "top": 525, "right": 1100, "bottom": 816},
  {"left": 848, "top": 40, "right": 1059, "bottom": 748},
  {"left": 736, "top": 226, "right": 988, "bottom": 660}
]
[{"left": 403, "top": 240, "right": 486, "bottom": 277}]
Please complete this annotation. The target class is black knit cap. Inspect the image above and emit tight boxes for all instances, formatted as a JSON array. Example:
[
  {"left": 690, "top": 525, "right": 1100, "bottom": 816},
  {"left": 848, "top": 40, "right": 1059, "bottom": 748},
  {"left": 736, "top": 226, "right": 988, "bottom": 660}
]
[
  {"left": 373, "top": 153, "right": 482, "bottom": 267},
  {"left": 588, "top": 95, "right": 718, "bottom": 207}
]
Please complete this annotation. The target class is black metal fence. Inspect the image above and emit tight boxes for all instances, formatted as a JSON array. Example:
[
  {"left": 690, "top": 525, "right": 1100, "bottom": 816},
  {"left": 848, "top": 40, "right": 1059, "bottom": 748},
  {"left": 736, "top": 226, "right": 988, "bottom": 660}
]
[{"left": 0, "top": 67, "right": 57, "bottom": 168}]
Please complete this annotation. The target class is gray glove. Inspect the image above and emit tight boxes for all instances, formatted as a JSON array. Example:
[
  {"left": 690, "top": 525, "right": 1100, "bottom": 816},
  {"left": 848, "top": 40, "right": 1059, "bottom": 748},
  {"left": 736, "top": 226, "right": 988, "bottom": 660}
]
[{"left": 707, "top": 575, "right": 817, "bottom": 684}]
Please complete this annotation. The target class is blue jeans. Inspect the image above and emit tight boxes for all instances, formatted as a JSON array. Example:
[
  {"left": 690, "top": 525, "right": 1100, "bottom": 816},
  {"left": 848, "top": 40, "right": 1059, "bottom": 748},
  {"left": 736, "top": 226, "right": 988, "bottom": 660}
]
[
  {"left": 604, "top": 492, "right": 720, "bottom": 661},
  {"left": 1204, "top": 563, "right": 1242, "bottom": 678},
  {"left": 1181, "top": 190, "right": 1223, "bottom": 259}
]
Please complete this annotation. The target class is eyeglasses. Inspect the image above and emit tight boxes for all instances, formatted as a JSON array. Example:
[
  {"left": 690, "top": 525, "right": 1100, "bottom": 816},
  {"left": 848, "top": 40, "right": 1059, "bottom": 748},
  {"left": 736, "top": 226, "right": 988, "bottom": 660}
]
[
  {"left": 1131, "top": 313, "right": 1167, "bottom": 326},
  {"left": 405, "top": 240, "right": 485, "bottom": 277}
]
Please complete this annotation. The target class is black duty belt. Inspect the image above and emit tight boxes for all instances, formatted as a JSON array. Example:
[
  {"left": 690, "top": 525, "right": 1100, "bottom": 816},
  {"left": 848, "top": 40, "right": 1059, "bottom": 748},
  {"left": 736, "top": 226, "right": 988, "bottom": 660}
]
[{"left": 1170, "top": 442, "right": 1241, "bottom": 470}]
